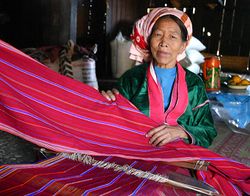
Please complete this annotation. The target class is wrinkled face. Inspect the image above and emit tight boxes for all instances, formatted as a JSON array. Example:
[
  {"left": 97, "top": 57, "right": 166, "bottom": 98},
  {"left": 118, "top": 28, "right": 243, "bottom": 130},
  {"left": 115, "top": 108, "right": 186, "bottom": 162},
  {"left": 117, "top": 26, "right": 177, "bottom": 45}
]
[{"left": 150, "top": 17, "right": 187, "bottom": 68}]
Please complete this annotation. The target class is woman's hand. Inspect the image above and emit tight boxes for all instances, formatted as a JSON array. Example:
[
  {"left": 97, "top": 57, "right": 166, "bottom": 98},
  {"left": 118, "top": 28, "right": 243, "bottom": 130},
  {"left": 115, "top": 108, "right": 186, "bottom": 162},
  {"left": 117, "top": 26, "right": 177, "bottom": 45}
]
[
  {"left": 146, "top": 124, "right": 188, "bottom": 147},
  {"left": 101, "top": 88, "right": 119, "bottom": 101}
]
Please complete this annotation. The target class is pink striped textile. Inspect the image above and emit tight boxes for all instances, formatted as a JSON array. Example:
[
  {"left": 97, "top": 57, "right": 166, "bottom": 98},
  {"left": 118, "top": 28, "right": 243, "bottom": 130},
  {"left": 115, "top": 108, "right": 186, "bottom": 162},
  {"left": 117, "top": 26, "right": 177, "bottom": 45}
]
[
  {"left": 0, "top": 156, "right": 196, "bottom": 195},
  {"left": 0, "top": 40, "right": 249, "bottom": 195}
]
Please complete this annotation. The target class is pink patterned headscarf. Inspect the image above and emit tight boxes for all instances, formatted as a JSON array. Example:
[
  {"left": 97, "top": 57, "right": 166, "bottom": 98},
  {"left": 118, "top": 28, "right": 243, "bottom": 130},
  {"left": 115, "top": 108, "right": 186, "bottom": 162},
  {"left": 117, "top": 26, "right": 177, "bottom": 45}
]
[{"left": 130, "top": 7, "right": 193, "bottom": 63}]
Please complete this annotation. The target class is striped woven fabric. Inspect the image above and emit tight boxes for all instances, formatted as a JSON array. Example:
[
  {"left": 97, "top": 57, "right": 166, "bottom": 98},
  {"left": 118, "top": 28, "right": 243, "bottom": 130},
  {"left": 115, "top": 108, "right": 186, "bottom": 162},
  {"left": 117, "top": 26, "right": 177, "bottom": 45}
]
[
  {"left": 0, "top": 155, "right": 197, "bottom": 195},
  {"left": 0, "top": 40, "right": 249, "bottom": 195}
]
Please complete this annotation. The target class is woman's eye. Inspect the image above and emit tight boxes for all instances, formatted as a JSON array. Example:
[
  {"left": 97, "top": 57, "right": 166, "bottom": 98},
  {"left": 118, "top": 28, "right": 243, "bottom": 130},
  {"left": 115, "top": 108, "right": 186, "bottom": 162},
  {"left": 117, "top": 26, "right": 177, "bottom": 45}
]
[
  {"left": 153, "top": 31, "right": 162, "bottom": 37},
  {"left": 171, "top": 35, "right": 177, "bottom": 39}
]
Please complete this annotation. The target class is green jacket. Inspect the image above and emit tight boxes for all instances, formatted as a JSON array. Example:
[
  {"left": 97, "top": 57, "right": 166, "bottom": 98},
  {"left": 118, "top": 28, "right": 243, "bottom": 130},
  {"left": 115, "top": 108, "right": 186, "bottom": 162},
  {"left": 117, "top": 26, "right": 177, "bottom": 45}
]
[{"left": 117, "top": 63, "right": 217, "bottom": 148}]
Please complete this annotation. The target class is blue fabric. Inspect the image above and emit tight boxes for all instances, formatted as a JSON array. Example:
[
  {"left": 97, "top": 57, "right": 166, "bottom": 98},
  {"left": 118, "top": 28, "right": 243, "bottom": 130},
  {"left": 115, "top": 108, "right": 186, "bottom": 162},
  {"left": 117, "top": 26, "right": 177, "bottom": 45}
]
[{"left": 154, "top": 66, "right": 176, "bottom": 110}]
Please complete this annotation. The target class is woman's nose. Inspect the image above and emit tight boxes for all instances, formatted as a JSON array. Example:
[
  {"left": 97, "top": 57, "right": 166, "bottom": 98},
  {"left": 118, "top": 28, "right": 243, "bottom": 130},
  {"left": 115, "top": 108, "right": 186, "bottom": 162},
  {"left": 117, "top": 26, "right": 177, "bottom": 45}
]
[{"left": 159, "top": 37, "right": 168, "bottom": 47}]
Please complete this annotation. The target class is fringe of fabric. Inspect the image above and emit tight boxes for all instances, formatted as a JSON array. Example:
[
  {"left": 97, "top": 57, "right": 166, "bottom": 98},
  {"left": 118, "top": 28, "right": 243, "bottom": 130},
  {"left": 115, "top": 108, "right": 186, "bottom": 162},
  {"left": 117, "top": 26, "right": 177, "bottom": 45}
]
[
  {"left": 59, "top": 152, "right": 219, "bottom": 196},
  {"left": 59, "top": 152, "right": 168, "bottom": 183}
]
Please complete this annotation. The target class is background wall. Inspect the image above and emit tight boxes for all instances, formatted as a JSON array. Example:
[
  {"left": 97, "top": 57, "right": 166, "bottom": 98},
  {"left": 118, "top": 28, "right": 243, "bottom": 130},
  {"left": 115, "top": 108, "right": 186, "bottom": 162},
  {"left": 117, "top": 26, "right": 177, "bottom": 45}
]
[{"left": 0, "top": 0, "right": 77, "bottom": 47}]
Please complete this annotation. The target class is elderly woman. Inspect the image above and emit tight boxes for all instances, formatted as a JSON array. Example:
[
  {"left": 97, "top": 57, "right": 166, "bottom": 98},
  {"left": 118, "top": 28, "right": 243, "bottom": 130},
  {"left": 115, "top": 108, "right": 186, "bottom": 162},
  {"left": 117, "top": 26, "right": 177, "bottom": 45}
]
[
  {"left": 102, "top": 7, "right": 217, "bottom": 148},
  {"left": 0, "top": 9, "right": 249, "bottom": 195}
]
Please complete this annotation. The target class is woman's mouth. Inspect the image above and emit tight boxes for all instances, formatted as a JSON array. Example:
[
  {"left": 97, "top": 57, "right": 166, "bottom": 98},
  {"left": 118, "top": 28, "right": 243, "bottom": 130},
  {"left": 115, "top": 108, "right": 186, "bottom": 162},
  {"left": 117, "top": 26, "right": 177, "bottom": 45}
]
[{"left": 157, "top": 51, "right": 170, "bottom": 57}]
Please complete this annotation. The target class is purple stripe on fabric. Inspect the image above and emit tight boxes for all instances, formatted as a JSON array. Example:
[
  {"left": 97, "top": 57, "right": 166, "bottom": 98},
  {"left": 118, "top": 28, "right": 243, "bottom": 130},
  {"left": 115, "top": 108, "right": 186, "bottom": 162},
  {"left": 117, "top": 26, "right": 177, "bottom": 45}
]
[
  {"left": 0, "top": 58, "right": 140, "bottom": 114},
  {"left": 199, "top": 157, "right": 240, "bottom": 163},
  {"left": 0, "top": 166, "right": 10, "bottom": 173},
  {"left": 0, "top": 77, "right": 145, "bottom": 135},
  {"left": 0, "top": 157, "right": 65, "bottom": 182},
  {"left": 1, "top": 103, "right": 158, "bottom": 153},
  {"left": 0, "top": 123, "right": 84, "bottom": 152},
  {"left": 229, "top": 181, "right": 242, "bottom": 196},
  {"left": 13, "top": 156, "right": 65, "bottom": 169},
  {"left": 0, "top": 157, "right": 64, "bottom": 178},
  {"left": 131, "top": 166, "right": 157, "bottom": 195},
  {"left": 0, "top": 166, "right": 14, "bottom": 178},
  {"left": 82, "top": 161, "right": 138, "bottom": 196},
  {"left": 0, "top": 169, "right": 17, "bottom": 179},
  {"left": 26, "top": 157, "right": 112, "bottom": 196},
  {"left": 0, "top": 102, "right": 160, "bottom": 152},
  {"left": 199, "top": 171, "right": 206, "bottom": 182}
]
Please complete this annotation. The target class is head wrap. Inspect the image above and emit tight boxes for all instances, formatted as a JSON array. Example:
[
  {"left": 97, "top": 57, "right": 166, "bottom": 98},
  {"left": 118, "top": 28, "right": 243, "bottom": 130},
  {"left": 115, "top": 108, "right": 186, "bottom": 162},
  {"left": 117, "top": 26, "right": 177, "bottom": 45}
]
[{"left": 130, "top": 7, "right": 193, "bottom": 63}]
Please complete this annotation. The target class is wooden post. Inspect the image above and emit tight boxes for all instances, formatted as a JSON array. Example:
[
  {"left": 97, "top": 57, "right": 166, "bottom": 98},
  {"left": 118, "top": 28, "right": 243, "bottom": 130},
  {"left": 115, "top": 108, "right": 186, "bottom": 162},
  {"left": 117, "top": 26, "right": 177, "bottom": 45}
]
[{"left": 70, "top": 0, "right": 78, "bottom": 43}]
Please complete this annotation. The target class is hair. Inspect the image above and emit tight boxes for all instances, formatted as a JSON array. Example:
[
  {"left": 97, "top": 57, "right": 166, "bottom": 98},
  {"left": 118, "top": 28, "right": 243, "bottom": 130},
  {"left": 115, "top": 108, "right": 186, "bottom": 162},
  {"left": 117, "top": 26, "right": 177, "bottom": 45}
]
[{"left": 149, "top": 15, "right": 188, "bottom": 43}]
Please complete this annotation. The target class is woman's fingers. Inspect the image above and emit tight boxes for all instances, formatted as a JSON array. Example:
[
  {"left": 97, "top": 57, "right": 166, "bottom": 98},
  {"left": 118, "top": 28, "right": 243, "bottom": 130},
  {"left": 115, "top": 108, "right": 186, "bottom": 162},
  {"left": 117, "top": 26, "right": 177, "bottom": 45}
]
[
  {"left": 101, "top": 90, "right": 110, "bottom": 101},
  {"left": 112, "top": 88, "right": 119, "bottom": 95},
  {"left": 101, "top": 90, "right": 114, "bottom": 101},
  {"left": 146, "top": 124, "right": 186, "bottom": 147},
  {"left": 101, "top": 88, "right": 119, "bottom": 101},
  {"left": 106, "top": 90, "right": 116, "bottom": 101},
  {"left": 146, "top": 124, "right": 166, "bottom": 138},
  {"left": 149, "top": 130, "right": 172, "bottom": 147}
]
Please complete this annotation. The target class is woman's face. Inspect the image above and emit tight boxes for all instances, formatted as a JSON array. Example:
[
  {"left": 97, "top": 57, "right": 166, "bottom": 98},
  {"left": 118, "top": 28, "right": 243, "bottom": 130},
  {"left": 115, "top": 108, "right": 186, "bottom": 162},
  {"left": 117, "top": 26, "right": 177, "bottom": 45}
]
[{"left": 150, "top": 17, "right": 187, "bottom": 68}]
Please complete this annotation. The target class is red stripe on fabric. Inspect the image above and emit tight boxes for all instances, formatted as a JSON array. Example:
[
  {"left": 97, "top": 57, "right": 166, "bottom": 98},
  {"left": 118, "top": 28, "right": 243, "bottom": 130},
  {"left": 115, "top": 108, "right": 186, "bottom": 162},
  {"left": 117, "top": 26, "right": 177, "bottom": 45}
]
[
  {"left": 147, "top": 62, "right": 165, "bottom": 123},
  {"left": 164, "top": 63, "right": 188, "bottom": 125}
]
